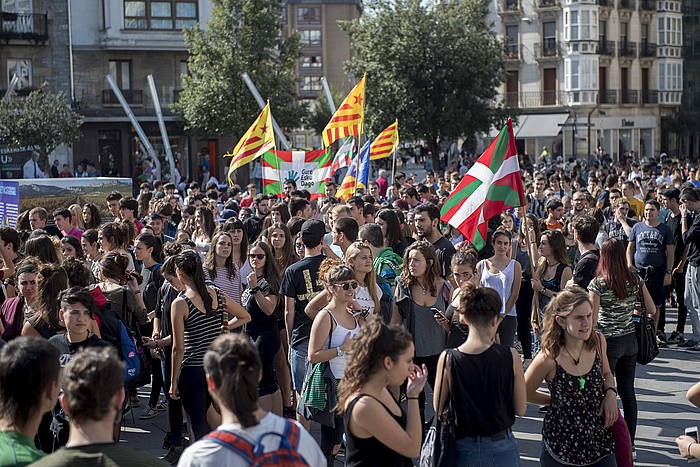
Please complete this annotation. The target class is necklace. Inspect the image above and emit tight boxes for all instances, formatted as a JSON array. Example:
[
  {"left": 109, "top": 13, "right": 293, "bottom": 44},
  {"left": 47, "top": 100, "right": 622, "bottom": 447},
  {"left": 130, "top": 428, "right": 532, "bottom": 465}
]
[{"left": 562, "top": 344, "right": 584, "bottom": 365}]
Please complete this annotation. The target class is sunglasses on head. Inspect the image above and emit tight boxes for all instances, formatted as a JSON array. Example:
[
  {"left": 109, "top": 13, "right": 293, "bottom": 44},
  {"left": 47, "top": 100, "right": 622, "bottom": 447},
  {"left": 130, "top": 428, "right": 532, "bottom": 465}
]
[
  {"left": 248, "top": 253, "right": 266, "bottom": 260},
  {"left": 334, "top": 281, "right": 358, "bottom": 290}
]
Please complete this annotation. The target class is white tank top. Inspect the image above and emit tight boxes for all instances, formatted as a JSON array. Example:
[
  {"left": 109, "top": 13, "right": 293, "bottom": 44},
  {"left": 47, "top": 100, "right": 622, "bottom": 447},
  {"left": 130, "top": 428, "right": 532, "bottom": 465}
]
[
  {"left": 324, "top": 309, "right": 360, "bottom": 379},
  {"left": 478, "top": 259, "right": 517, "bottom": 317}
]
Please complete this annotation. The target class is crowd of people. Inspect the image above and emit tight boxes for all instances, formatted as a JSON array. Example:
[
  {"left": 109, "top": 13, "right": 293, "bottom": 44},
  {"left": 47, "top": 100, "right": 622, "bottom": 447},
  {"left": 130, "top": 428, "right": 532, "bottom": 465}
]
[{"left": 0, "top": 153, "right": 699, "bottom": 466}]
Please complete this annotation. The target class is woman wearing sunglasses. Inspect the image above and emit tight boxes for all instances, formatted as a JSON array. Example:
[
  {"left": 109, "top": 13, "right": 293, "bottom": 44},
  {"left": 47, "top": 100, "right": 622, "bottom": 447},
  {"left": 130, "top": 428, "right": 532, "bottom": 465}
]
[
  {"left": 308, "top": 263, "right": 362, "bottom": 465},
  {"left": 243, "top": 241, "right": 284, "bottom": 416}
]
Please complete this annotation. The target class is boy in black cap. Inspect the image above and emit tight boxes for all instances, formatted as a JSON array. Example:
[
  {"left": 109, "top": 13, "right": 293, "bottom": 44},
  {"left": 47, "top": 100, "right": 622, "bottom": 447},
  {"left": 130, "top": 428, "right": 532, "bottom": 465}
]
[{"left": 279, "top": 219, "right": 326, "bottom": 426}]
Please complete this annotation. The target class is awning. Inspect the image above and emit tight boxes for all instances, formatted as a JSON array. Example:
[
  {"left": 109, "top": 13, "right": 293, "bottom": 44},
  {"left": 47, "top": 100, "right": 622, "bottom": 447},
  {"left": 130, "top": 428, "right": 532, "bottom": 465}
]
[{"left": 513, "top": 113, "right": 569, "bottom": 138}]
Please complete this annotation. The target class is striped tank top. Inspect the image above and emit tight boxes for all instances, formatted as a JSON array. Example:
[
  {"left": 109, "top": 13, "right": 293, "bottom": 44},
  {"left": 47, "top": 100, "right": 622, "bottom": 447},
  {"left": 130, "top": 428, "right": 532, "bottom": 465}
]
[{"left": 181, "top": 289, "right": 224, "bottom": 367}]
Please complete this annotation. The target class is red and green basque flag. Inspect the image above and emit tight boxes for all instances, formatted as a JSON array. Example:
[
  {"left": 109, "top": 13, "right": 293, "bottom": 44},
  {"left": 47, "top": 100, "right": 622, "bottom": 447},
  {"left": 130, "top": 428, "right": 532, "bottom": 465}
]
[
  {"left": 440, "top": 119, "right": 524, "bottom": 250},
  {"left": 262, "top": 148, "right": 334, "bottom": 199}
]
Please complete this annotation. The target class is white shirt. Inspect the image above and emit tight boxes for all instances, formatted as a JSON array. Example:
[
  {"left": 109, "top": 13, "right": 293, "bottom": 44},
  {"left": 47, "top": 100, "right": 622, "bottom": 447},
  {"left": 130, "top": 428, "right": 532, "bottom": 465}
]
[
  {"left": 22, "top": 159, "right": 46, "bottom": 178},
  {"left": 355, "top": 282, "right": 383, "bottom": 316},
  {"left": 177, "top": 413, "right": 326, "bottom": 467}
]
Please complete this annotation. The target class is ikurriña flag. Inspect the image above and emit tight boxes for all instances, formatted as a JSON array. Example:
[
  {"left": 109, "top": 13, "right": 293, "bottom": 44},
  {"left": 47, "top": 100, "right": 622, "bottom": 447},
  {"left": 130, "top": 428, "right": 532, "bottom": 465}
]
[{"left": 440, "top": 119, "right": 524, "bottom": 250}]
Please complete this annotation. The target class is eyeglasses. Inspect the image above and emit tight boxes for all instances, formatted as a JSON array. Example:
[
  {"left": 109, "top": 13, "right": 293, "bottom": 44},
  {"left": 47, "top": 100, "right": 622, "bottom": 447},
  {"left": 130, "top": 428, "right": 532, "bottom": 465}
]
[
  {"left": 248, "top": 253, "right": 266, "bottom": 260},
  {"left": 333, "top": 281, "right": 358, "bottom": 290}
]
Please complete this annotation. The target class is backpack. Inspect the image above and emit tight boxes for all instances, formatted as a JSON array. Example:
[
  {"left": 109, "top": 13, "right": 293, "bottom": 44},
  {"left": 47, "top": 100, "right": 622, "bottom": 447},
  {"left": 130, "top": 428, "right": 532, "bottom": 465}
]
[{"left": 203, "top": 418, "right": 309, "bottom": 466}]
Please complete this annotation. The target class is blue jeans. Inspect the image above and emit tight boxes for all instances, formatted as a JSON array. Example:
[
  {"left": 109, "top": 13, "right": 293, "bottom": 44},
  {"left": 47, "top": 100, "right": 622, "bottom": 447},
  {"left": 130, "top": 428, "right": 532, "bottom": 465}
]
[
  {"left": 290, "top": 344, "right": 309, "bottom": 392},
  {"left": 455, "top": 430, "right": 520, "bottom": 466}
]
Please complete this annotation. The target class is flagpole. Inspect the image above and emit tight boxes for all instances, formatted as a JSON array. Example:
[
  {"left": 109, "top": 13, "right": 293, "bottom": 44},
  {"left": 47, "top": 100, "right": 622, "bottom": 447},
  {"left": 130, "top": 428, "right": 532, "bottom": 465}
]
[{"left": 391, "top": 146, "right": 398, "bottom": 185}]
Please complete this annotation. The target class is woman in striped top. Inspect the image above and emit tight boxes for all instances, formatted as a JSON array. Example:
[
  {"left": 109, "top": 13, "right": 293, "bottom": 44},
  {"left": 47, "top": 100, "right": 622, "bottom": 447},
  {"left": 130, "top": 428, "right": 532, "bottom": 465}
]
[
  {"left": 204, "top": 231, "right": 242, "bottom": 306},
  {"left": 169, "top": 250, "right": 251, "bottom": 440}
]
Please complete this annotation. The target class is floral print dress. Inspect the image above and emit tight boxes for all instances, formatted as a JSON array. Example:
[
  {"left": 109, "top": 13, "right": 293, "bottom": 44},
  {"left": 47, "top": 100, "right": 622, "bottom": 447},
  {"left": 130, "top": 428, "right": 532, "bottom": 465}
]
[{"left": 543, "top": 351, "right": 615, "bottom": 465}]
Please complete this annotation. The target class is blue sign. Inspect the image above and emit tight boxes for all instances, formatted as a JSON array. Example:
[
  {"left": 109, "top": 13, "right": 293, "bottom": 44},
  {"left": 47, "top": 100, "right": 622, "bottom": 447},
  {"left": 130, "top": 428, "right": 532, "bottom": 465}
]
[{"left": 0, "top": 181, "right": 20, "bottom": 228}]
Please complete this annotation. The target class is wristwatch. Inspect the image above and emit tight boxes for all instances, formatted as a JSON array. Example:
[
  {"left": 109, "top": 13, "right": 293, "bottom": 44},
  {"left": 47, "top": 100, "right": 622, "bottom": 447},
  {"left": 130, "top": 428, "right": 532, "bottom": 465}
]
[{"left": 336, "top": 347, "right": 345, "bottom": 357}]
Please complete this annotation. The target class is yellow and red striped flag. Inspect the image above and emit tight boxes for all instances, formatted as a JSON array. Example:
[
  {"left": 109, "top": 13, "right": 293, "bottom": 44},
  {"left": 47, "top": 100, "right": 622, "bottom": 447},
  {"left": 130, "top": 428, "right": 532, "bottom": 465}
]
[
  {"left": 225, "top": 102, "right": 275, "bottom": 184},
  {"left": 322, "top": 75, "right": 365, "bottom": 147},
  {"left": 369, "top": 120, "right": 399, "bottom": 160}
]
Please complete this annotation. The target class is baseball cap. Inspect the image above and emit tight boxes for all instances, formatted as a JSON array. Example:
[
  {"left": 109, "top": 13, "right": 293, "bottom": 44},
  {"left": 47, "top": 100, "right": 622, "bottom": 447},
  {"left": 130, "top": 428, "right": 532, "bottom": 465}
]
[
  {"left": 217, "top": 209, "right": 237, "bottom": 222},
  {"left": 300, "top": 219, "right": 326, "bottom": 248}
]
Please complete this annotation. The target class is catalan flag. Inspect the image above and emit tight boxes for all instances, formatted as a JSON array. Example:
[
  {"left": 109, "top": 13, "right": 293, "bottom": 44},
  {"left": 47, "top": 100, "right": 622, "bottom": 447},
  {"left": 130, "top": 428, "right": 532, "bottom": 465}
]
[
  {"left": 225, "top": 102, "right": 275, "bottom": 184},
  {"left": 322, "top": 76, "right": 365, "bottom": 147},
  {"left": 370, "top": 120, "right": 399, "bottom": 160},
  {"left": 336, "top": 140, "right": 371, "bottom": 200}
]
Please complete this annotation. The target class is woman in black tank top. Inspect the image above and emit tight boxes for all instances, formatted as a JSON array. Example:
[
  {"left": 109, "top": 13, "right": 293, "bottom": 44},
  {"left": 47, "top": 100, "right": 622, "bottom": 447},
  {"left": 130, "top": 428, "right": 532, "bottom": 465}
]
[
  {"left": 434, "top": 283, "right": 526, "bottom": 465},
  {"left": 338, "top": 316, "right": 427, "bottom": 466}
]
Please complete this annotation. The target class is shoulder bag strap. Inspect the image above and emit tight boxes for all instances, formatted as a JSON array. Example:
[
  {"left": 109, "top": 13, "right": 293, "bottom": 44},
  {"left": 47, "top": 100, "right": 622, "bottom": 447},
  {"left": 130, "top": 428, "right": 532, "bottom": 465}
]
[{"left": 204, "top": 429, "right": 255, "bottom": 462}]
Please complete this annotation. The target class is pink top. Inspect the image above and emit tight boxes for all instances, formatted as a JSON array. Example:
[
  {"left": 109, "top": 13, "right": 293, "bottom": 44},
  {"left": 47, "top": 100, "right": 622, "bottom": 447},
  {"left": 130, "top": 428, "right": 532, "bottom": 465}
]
[{"left": 62, "top": 227, "right": 83, "bottom": 241}]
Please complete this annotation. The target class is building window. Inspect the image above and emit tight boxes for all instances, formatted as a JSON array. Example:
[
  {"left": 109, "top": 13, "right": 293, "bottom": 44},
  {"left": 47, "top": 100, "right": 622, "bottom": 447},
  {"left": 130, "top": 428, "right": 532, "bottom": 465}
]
[
  {"left": 124, "top": 1, "right": 198, "bottom": 30},
  {"left": 6, "top": 58, "right": 31, "bottom": 89},
  {"left": 297, "top": 6, "right": 320, "bottom": 24},
  {"left": 300, "top": 56, "right": 322, "bottom": 68},
  {"left": 564, "top": 8, "right": 597, "bottom": 40},
  {"left": 658, "top": 14, "right": 682, "bottom": 45},
  {"left": 658, "top": 60, "right": 682, "bottom": 90},
  {"left": 2, "top": 0, "right": 32, "bottom": 12},
  {"left": 300, "top": 76, "right": 322, "bottom": 92},
  {"left": 565, "top": 56, "right": 598, "bottom": 103},
  {"left": 109, "top": 60, "right": 131, "bottom": 90},
  {"left": 299, "top": 29, "right": 321, "bottom": 47}
]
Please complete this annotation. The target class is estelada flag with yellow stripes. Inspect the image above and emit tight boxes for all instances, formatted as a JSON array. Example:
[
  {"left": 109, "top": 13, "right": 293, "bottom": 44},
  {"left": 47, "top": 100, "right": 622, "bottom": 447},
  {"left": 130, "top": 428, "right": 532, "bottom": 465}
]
[
  {"left": 322, "top": 75, "right": 365, "bottom": 147},
  {"left": 225, "top": 102, "right": 275, "bottom": 184},
  {"left": 370, "top": 120, "right": 399, "bottom": 160}
]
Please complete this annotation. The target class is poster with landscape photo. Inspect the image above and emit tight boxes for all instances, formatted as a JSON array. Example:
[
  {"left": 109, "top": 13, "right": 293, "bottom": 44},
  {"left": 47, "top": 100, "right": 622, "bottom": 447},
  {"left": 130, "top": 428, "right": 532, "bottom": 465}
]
[{"left": 17, "top": 178, "right": 132, "bottom": 218}]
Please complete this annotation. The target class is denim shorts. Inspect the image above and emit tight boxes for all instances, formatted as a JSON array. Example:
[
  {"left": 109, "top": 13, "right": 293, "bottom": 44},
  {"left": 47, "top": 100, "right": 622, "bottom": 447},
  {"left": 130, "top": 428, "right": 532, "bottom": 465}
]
[
  {"left": 455, "top": 430, "right": 521, "bottom": 466},
  {"left": 290, "top": 345, "right": 309, "bottom": 392}
]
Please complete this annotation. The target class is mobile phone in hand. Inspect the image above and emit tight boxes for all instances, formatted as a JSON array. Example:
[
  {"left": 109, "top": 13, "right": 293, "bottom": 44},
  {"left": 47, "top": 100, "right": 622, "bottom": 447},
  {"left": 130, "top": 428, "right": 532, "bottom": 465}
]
[
  {"left": 686, "top": 426, "right": 699, "bottom": 463},
  {"left": 431, "top": 307, "right": 445, "bottom": 320}
]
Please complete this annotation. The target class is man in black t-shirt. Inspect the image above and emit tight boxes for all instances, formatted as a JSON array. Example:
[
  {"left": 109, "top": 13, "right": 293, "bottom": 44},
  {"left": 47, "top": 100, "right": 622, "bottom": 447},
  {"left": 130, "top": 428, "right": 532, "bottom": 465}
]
[
  {"left": 280, "top": 219, "right": 326, "bottom": 425},
  {"left": 570, "top": 215, "right": 600, "bottom": 289},
  {"left": 243, "top": 194, "right": 270, "bottom": 242}
]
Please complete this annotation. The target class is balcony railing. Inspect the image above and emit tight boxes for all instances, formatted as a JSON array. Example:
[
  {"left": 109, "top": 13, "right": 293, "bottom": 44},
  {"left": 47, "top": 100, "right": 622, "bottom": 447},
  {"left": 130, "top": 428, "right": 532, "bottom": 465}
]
[
  {"left": 599, "top": 89, "right": 618, "bottom": 104},
  {"left": 102, "top": 89, "right": 144, "bottom": 106},
  {"left": 0, "top": 12, "right": 47, "bottom": 42},
  {"left": 618, "top": 0, "right": 634, "bottom": 9},
  {"left": 507, "top": 91, "right": 564, "bottom": 107},
  {"left": 642, "top": 89, "right": 658, "bottom": 104},
  {"left": 597, "top": 40, "right": 616, "bottom": 55},
  {"left": 504, "top": 43, "right": 520, "bottom": 60},
  {"left": 498, "top": 0, "right": 520, "bottom": 12},
  {"left": 504, "top": 92, "right": 519, "bottom": 107},
  {"left": 535, "top": 39, "right": 559, "bottom": 59},
  {"left": 639, "top": 42, "right": 657, "bottom": 57},
  {"left": 621, "top": 89, "right": 639, "bottom": 104},
  {"left": 618, "top": 41, "right": 637, "bottom": 57},
  {"left": 639, "top": 0, "right": 655, "bottom": 9}
]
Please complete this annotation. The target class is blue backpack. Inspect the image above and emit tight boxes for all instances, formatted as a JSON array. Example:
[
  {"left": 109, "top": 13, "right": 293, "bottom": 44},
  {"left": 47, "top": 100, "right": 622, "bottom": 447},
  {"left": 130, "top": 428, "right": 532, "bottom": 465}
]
[{"left": 117, "top": 321, "right": 141, "bottom": 381}]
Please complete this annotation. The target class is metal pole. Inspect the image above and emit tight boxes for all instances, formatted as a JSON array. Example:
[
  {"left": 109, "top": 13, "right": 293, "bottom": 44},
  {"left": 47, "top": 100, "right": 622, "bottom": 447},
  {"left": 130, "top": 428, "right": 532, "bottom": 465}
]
[
  {"left": 106, "top": 75, "right": 162, "bottom": 180},
  {"left": 67, "top": 0, "right": 76, "bottom": 105},
  {"left": 240, "top": 73, "right": 291, "bottom": 150},
  {"left": 147, "top": 75, "right": 176, "bottom": 183},
  {"left": 2, "top": 74, "right": 19, "bottom": 102},
  {"left": 320, "top": 77, "right": 336, "bottom": 113}
]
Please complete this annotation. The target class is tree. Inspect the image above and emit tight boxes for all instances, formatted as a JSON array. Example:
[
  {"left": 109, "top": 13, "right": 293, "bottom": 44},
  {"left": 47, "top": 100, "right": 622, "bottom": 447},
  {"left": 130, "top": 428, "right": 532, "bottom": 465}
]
[
  {"left": 0, "top": 87, "right": 83, "bottom": 162},
  {"left": 175, "top": 0, "right": 306, "bottom": 139},
  {"left": 342, "top": 0, "right": 510, "bottom": 163}
]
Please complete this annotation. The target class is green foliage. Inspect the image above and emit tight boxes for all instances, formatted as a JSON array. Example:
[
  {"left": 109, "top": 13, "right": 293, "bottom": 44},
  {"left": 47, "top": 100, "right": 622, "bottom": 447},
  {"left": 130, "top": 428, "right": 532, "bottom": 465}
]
[
  {"left": 304, "top": 87, "right": 346, "bottom": 135},
  {"left": 0, "top": 87, "right": 83, "bottom": 160},
  {"left": 175, "top": 0, "right": 306, "bottom": 138},
  {"left": 342, "top": 0, "right": 511, "bottom": 154}
]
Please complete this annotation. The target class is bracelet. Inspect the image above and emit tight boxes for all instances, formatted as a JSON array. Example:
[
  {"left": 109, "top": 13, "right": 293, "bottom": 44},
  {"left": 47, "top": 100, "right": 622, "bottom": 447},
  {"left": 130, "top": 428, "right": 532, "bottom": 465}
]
[
  {"left": 689, "top": 442, "right": 696, "bottom": 458},
  {"left": 604, "top": 386, "right": 618, "bottom": 395},
  {"left": 407, "top": 396, "right": 420, "bottom": 401}
]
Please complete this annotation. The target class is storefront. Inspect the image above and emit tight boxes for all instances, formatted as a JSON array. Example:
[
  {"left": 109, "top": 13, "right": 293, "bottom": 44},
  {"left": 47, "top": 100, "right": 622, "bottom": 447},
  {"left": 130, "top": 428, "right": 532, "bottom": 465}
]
[{"left": 590, "top": 115, "right": 656, "bottom": 162}]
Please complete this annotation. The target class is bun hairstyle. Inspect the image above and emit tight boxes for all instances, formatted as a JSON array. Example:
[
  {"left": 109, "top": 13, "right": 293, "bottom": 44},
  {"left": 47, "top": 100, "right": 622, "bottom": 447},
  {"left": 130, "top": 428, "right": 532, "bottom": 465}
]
[
  {"left": 541, "top": 285, "right": 595, "bottom": 359},
  {"left": 337, "top": 316, "right": 413, "bottom": 413},
  {"left": 318, "top": 258, "right": 342, "bottom": 285},
  {"left": 204, "top": 333, "right": 262, "bottom": 428},
  {"left": 100, "top": 222, "right": 128, "bottom": 250},
  {"left": 99, "top": 251, "right": 130, "bottom": 284},
  {"left": 174, "top": 250, "right": 213, "bottom": 315},
  {"left": 458, "top": 282, "right": 503, "bottom": 327}
]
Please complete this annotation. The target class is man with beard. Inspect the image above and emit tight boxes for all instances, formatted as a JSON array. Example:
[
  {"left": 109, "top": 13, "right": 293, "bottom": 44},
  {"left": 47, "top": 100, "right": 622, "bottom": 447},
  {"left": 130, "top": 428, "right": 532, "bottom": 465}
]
[
  {"left": 243, "top": 194, "right": 270, "bottom": 242},
  {"left": 413, "top": 203, "right": 455, "bottom": 278}
]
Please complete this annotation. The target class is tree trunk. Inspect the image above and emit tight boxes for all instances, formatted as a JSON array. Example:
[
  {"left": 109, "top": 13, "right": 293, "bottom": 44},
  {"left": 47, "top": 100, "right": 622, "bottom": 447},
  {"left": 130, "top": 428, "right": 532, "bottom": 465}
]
[{"left": 428, "top": 136, "right": 440, "bottom": 173}]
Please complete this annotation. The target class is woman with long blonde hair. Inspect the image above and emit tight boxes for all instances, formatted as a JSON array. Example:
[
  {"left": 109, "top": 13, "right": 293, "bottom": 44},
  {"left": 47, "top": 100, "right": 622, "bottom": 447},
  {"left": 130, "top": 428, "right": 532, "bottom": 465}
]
[
  {"left": 68, "top": 204, "right": 85, "bottom": 231},
  {"left": 525, "top": 286, "right": 619, "bottom": 466}
]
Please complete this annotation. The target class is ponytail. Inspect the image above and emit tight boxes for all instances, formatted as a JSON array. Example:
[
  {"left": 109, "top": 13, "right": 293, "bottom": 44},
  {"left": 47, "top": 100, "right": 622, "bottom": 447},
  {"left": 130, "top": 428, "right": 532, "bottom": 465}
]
[
  {"left": 174, "top": 250, "right": 212, "bottom": 315},
  {"left": 204, "top": 334, "right": 261, "bottom": 428}
]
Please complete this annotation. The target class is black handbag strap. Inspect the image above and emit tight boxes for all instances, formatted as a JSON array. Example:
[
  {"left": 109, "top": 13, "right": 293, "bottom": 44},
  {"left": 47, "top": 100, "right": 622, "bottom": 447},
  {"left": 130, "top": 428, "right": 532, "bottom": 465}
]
[{"left": 435, "top": 349, "right": 452, "bottom": 417}]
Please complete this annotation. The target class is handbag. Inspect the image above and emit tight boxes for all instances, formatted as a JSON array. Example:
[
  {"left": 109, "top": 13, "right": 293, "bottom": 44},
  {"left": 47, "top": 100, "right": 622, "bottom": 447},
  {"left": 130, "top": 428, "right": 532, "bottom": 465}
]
[
  {"left": 419, "top": 350, "right": 457, "bottom": 467},
  {"left": 612, "top": 409, "right": 634, "bottom": 467},
  {"left": 634, "top": 281, "right": 658, "bottom": 365}
]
